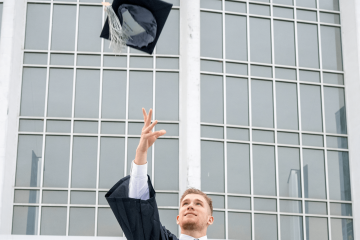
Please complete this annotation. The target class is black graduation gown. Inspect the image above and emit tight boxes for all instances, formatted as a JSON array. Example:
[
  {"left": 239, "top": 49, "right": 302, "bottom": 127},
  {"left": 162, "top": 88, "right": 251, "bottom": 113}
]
[{"left": 105, "top": 175, "right": 179, "bottom": 240}]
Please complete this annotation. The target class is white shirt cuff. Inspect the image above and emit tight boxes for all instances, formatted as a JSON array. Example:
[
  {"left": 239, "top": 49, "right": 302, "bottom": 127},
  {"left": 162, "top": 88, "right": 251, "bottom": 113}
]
[{"left": 130, "top": 160, "right": 148, "bottom": 178}]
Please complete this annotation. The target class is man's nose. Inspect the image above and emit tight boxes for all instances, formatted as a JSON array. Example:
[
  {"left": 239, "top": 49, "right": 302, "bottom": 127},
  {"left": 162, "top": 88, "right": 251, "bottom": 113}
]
[{"left": 187, "top": 203, "right": 194, "bottom": 210}]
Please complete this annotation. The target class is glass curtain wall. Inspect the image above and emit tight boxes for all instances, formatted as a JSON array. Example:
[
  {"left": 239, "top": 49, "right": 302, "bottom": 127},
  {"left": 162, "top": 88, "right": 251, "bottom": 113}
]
[
  {"left": 0, "top": 1, "right": 3, "bottom": 37},
  {"left": 12, "top": 0, "right": 180, "bottom": 236},
  {"left": 200, "top": 0, "right": 352, "bottom": 239}
]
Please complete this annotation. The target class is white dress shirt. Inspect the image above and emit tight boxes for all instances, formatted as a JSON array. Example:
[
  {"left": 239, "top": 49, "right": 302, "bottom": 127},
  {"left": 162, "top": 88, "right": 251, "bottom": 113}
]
[{"left": 128, "top": 160, "right": 208, "bottom": 240}]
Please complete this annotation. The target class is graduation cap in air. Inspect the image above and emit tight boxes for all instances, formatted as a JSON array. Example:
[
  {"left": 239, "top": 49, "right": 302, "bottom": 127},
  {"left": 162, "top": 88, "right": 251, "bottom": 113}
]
[{"left": 100, "top": 0, "right": 173, "bottom": 55}]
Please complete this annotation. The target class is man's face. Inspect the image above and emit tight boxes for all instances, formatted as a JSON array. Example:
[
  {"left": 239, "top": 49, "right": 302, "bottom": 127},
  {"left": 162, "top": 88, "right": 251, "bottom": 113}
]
[{"left": 176, "top": 194, "right": 214, "bottom": 231}]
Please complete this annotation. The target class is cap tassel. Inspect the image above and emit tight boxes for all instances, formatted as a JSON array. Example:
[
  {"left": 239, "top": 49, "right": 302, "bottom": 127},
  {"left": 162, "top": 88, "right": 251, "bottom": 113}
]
[{"left": 105, "top": 5, "right": 132, "bottom": 53}]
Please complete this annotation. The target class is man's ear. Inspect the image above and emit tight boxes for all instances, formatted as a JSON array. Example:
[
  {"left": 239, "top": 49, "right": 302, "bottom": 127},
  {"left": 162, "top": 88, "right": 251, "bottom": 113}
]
[
  {"left": 207, "top": 215, "right": 214, "bottom": 226},
  {"left": 176, "top": 215, "right": 180, "bottom": 225}
]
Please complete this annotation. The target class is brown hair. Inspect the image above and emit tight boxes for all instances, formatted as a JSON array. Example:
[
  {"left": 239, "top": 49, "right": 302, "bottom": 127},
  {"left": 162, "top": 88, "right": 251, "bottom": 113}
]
[{"left": 180, "top": 188, "right": 213, "bottom": 215}]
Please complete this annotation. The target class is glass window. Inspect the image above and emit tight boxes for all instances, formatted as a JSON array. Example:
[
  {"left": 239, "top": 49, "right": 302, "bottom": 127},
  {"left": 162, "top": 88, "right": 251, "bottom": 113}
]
[
  {"left": 251, "top": 65, "right": 272, "bottom": 78},
  {"left": 319, "top": 0, "right": 340, "bottom": 11},
  {"left": 225, "top": 1, "right": 246, "bottom": 13},
  {"left": 280, "top": 216, "right": 303, "bottom": 240},
  {"left": 156, "top": 10, "right": 179, "bottom": 55},
  {"left": 201, "top": 125, "right": 224, "bottom": 139},
  {"left": 228, "top": 213, "right": 251, "bottom": 240},
  {"left": 297, "top": 23, "right": 319, "bottom": 68},
  {"left": 250, "top": 18, "right": 272, "bottom": 64},
  {"left": 103, "top": 55, "right": 127, "bottom": 68},
  {"left": 273, "top": 0, "right": 293, "bottom": 5},
  {"left": 326, "top": 136, "right": 348, "bottom": 149},
  {"left": 275, "top": 67, "right": 297, "bottom": 80},
  {"left": 225, "top": 14, "right": 247, "bottom": 61},
  {"left": 254, "top": 198, "right": 277, "bottom": 212},
  {"left": 70, "top": 191, "right": 96, "bottom": 205},
  {"left": 297, "top": 9, "right": 317, "bottom": 21},
  {"left": 77, "top": 6, "right": 102, "bottom": 52},
  {"left": 227, "top": 143, "right": 250, "bottom": 194},
  {"left": 324, "top": 87, "right": 347, "bottom": 134},
  {"left": 330, "top": 203, "right": 352, "bottom": 216},
  {"left": 40, "top": 207, "right": 67, "bottom": 235},
  {"left": 320, "top": 12, "right": 340, "bottom": 24},
  {"left": 274, "top": 20, "right": 296, "bottom": 66},
  {"left": 101, "top": 122, "right": 125, "bottom": 135},
  {"left": 300, "top": 85, "right": 323, "bottom": 132},
  {"left": 209, "top": 195, "right": 225, "bottom": 208},
  {"left": 276, "top": 82, "right": 299, "bottom": 130},
  {"left": 50, "top": 53, "right": 74, "bottom": 66},
  {"left": 303, "top": 149, "right": 326, "bottom": 199},
  {"left": 74, "top": 121, "right": 98, "bottom": 133},
  {"left": 155, "top": 123, "right": 179, "bottom": 136},
  {"left": 228, "top": 196, "right": 251, "bottom": 210},
  {"left": 302, "top": 134, "right": 324, "bottom": 147},
  {"left": 130, "top": 56, "right": 153, "bottom": 68},
  {"left": 299, "top": 70, "right": 320, "bottom": 83},
  {"left": 227, "top": 127, "right": 249, "bottom": 141},
  {"left": 201, "top": 0, "right": 222, "bottom": 10},
  {"left": 253, "top": 130, "right": 274, "bottom": 143},
  {"left": 42, "top": 191, "right": 68, "bottom": 204},
  {"left": 273, "top": 7, "right": 294, "bottom": 19},
  {"left": 77, "top": 54, "right": 101, "bottom": 67},
  {"left": 250, "top": 4, "right": 270, "bottom": 16},
  {"left": 201, "top": 59, "right": 223, "bottom": 73},
  {"left": 226, "top": 62, "right": 248, "bottom": 75},
  {"left": 24, "top": 53, "right": 48, "bottom": 65},
  {"left": 305, "top": 201, "right": 327, "bottom": 215},
  {"left": 51, "top": 5, "right": 76, "bottom": 51},
  {"left": 331, "top": 218, "right": 353, "bottom": 240},
  {"left": 201, "top": 75, "right": 224, "bottom": 124},
  {"left": 46, "top": 120, "right": 71, "bottom": 133},
  {"left": 321, "top": 26, "right": 343, "bottom": 71},
  {"left": 323, "top": 72, "right": 344, "bottom": 85},
  {"left": 306, "top": 217, "right": 329, "bottom": 240},
  {"left": 280, "top": 200, "right": 302, "bottom": 213},
  {"left": 201, "top": 12, "right": 222, "bottom": 58},
  {"left": 253, "top": 145, "right": 276, "bottom": 196},
  {"left": 208, "top": 211, "right": 225, "bottom": 239},
  {"left": 156, "top": 57, "right": 179, "bottom": 69},
  {"left": 226, "top": 77, "right": 248, "bottom": 126},
  {"left": 158, "top": 210, "right": 179, "bottom": 236},
  {"left": 155, "top": 72, "right": 179, "bottom": 121},
  {"left": 12, "top": 206, "right": 39, "bottom": 235},
  {"left": 156, "top": 193, "right": 179, "bottom": 207},
  {"left": 251, "top": 80, "right": 274, "bottom": 128},
  {"left": 25, "top": 4, "right": 50, "bottom": 50},
  {"left": 277, "top": 132, "right": 299, "bottom": 145},
  {"left": 278, "top": 147, "right": 301, "bottom": 198},
  {"left": 19, "top": 119, "right": 43, "bottom": 132},
  {"left": 297, "top": 0, "right": 316, "bottom": 8},
  {"left": 127, "top": 138, "right": 152, "bottom": 179},
  {"left": 97, "top": 208, "right": 123, "bottom": 236},
  {"left": 14, "top": 190, "right": 39, "bottom": 203},
  {"left": 69, "top": 208, "right": 95, "bottom": 236},
  {"left": 255, "top": 214, "right": 277, "bottom": 240},
  {"left": 201, "top": 141, "right": 224, "bottom": 192}
]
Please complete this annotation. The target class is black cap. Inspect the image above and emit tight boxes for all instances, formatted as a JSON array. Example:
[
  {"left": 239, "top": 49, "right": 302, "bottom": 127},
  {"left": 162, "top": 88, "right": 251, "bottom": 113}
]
[{"left": 100, "top": 0, "right": 173, "bottom": 55}]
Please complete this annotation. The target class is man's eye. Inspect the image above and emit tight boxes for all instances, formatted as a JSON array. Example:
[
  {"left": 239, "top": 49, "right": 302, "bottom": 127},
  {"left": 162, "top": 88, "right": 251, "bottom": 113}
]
[
  {"left": 196, "top": 203, "right": 201, "bottom": 205},
  {"left": 183, "top": 203, "right": 188, "bottom": 205}
]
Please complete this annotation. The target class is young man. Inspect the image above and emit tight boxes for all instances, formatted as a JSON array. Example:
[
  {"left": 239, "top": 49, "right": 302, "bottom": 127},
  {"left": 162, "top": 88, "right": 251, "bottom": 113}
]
[{"left": 105, "top": 108, "right": 214, "bottom": 240}]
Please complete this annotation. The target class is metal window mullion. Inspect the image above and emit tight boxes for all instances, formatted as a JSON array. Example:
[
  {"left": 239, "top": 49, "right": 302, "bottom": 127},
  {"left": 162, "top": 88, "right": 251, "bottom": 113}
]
[
  {"left": 66, "top": 1, "right": 80, "bottom": 236},
  {"left": 152, "top": 46, "right": 156, "bottom": 188},
  {"left": 124, "top": 47, "right": 130, "bottom": 178}
]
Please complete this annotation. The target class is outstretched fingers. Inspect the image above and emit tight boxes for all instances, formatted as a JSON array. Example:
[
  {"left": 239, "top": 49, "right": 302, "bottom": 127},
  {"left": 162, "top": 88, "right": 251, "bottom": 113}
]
[
  {"left": 143, "top": 119, "right": 158, "bottom": 134},
  {"left": 144, "top": 130, "right": 166, "bottom": 138}
]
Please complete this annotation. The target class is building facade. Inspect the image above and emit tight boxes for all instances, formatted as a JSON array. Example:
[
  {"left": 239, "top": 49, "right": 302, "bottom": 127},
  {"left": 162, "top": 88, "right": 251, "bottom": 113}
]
[{"left": 0, "top": 0, "right": 360, "bottom": 239}]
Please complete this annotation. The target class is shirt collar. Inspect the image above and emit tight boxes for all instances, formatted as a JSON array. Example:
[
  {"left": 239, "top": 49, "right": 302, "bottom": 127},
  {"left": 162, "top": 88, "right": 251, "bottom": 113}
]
[{"left": 179, "top": 233, "right": 207, "bottom": 240}]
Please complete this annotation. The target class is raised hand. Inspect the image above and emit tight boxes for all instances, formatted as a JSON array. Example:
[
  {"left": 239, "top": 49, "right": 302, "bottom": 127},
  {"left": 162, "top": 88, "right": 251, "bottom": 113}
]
[{"left": 135, "top": 108, "right": 166, "bottom": 165}]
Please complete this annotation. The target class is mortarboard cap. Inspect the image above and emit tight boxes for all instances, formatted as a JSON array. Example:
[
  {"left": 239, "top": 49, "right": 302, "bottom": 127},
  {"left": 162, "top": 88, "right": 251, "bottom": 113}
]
[{"left": 100, "top": 0, "right": 173, "bottom": 55}]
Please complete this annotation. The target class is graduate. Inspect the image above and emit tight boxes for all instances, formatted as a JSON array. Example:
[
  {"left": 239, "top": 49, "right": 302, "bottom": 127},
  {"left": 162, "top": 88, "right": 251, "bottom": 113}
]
[{"left": 105, "top": 108, "right": 215, "bottom": 240}]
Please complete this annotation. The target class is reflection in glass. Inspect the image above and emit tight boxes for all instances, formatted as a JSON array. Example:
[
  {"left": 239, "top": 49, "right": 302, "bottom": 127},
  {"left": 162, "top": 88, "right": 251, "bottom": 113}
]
[
  {"left": 281, "top": 216, "right": 303, "bottom": 240},
  {"left": 14, "top": 190, "right": 39, "bottom": 203},
  {"left": 102, "top": 70, "right": 127, "bottom": 119},
  {"left": 156, "top": 72, "right": 179, "bottom": 121},
  {"left": 303, "top": 149, "right": 326, "bottom": 199},
  {"left": 100, "top": 137, "right": 125, "bottom": 188},
  {"left": 297, "top": 9, "right": 317, "bottom": 21},
  {"left": 201, "top": 12, "right": 222, "bottom": 58},
  {"left": 250, "top": 18, "right": 272, "bottom": 63},
  {"left": 227, "top": 77, "right": 248, "bottom": 126},
  {"left": 319, "top": 0, "right": 340, "bottom": 11},
  {"left": 228, "top": 213, "right": 251, "bottom": 240},
  {"left": 253, "top": 145, "right": 276, "bottom": 196},
  {"left": 226, "top": 63, "right": 248, "bottom": 75},
  {"left": 15, "top": 135, "right": 43, "bottom": 187},
  {"left": 250, "top": 4, "right": 270, "bottom": 16},
  {"left": 208, "top": 195, "right": 224, "bottom": 209},
  {"left": 226, "top": 15, "right": 247, "bottom": 61},
  {"left": 128, "top": 122, "right": 143, "bottom": 135},
  {"left": 275, "top": 67, "right": 296, "bottom": 80},
  {"left": 25, "top": 4, "right": 50, "bottom": 50},
  {"left": 323, "top": 72, "right": 344, "bottom": 85},
  {"left": 331, "top": 218, "right": 353, "bottom": 240},
  {"left": 201, "top": 75, "right": 223, "bottom": 124},
  {"left": 278, "top": 147, "right": 301, "bottom": 198},
  {"left": 201, "top": 0, "right": 222, "bottom": 10},
  {"left": 300, "top": 85, "right": 323, "bottom": 132},
  {"left": 326, "top": 136, "right": 348, "bottom": 149},
  {"left": 69, "top": 208, "right": 95, "bottom": 236},
  {"left": 306, "top": 217, "right": 328, "bottom": 240},
  {"left": 324, "top": 87, "right": 347, "bottom": 134},
  {"left": 201, "top": 141, "right": 224, "bottom": 192},
  {"left": 297, "top": 0, "right": 316, "bottom": 8},
  {"left": 320, "top": 12, "right": 340, "bottom": 24},
  {"left": 255, "top": 214, "right": 277, "bottom": 240},
  {"left": 40, "top": 207, "right": 67, "bottom": 235},
  {"left": 276, "top": 82, "right": 298, "bottom": 130},
  {"left": 274, "top": 20, "right": 296, "bottom": 66},
  {"left": 51, "top": 5, "right": 76, "bottom": 51},
  {"left": 71, "top": 137, "right": 97, "bottom": 188},
  {"left": 77, "top": 54, "right": 101, "bottom": 67},
  {"left": 273, "top": 0, "right": 293, "bottom": 5},
  {"left": 225, "top": 0, "right": 246, "bottom": 13},
  {"left": 98, "top": 192, "right": 108, "bottom": 205},
  {"left": 101, "top": 122, "right": 125, "bottom": 134},
  {"left": 43, "top": 136, "right": 70, "bottom": 187},
  {"left": 157, "top": 57, "right": 179, "bottom": 69},
  {"left": 327, "top": 151, "right": 351, "bottom": 201},
  {"left": 12, "top": 206, "right": 39, "bottom": 235},
  {"left": 251, "top": 80, "right": 274, "bottom": 128},
  {"left": 227, "top": 143, "right": 250, "bottom": 194},
  {"left": 97, "top": 208, "right": 123, "bottom": 236},
  {"left": 297, "top": 23, "right": 319, "bottom": 68}
]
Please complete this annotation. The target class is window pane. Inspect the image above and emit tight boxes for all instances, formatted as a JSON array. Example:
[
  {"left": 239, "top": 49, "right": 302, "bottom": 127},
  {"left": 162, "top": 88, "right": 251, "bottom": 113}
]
[
  {"left": 250, "top": 4, "right": 270, "bottom": 16},
  {"left": 208, "top": 211, "right": 225, "bottom": 239},
  {"left": 303, "top": 149, "right": 326, "bottom": 199},
  {"left": 20, "top": 68, "right": 47, "bottom": 117},
  {"left": 300, "top": 85, "right": 323, "bottom": 132},
  {"left": 274, "top": 0, "right": 293, "bottom": 5},
  {"left": 75, "top": 70, "right": 100, "bottom": 118},
  {"left": 201, "top": 12, "right": 222, "bottom": 58},
  {"left": 201, "top": 141, "right": 224, "bottom": 192},
  {"left": 324, "top": 87, "right": 347, "bottom": 134},
  {"left": 275, "top": 67, "right": 297, "bottom": 80},
  {"left": 130, "top": 56, "right": 152, "bottom": 68},
  {"left": 25, "top": 4, "right": 50, "bottom": 50},
  {"left": 302, "top": 134, "right": 324, "bottom": 147},
  {"left": 97, "top": 208, "right": 123, "bottom": 236},
  {"left": 251, "top": 65, "right": 272, "bottom": 78},
  {"left": 320, "top": 12, "right": 340, "bottom": 24},
  {"left": 99, "top": 137, "right": 125, "bottom": 188},
  {"left": 251, "top": 80, "right": 274, "bottom": 128},
  {"left": 46, "top": 120, "right": 71, "bottom": 133},
  {"left": 278, "top": 147, "right": 301, "bottom": 198},
  {"left": 227, "top": 127, "right": 249, "bottom": 141},
  {"left": 297, "top": 0, "right": 316, "bottom": 8},
  {"left": 228, "top": 196, "right": 251, "bottom": 210},
  {"left": 127, "top": 138, "right": 152, "bottom": 179},
  {"left": 156, "top": 57, "right": 179, "bottom": 69},
  {"left": 276, "top": 82, "right": 298, "bottom": 130},
  {"left": 51, "top": 5, "right": 76, "bottom": 51},
  {"left": 226, "top": 62, "right": 248, "bottom": 75},
  {"left": 155, "top": 139, "right": 179, "bottom": 190},
  {"left": 74, "top": 121, "right": 98, "bottom": 133},
  {"left": 201, "top": 60, "right": 223, "bottom": 73},
  {"left": 201, "top": 125, "right": 224, "bottom": 139},
  {"left": 77, "top": 6, "right": 102, "bottom": 52},
  {"left": 326, "top": 136, "right": 348, "bottom": 149},
  {"left": 24, "top": 53, "right": 48, "bottom": 65},
  {"left": 254, "top": 198, "right": 277, "bottom": 212},
  {"left": 281, "top": 216, "right": 303, "bottom": 240},
  {"left": 15, "top": 135, "right": 43, "bottom": 187},
  {"left": 280, "top": 200, "right": 302, "bottom": 213},
  {"left": 273, "top": 7, "right": 294, "bottom": 19},
  {"left": 201, "top": 75, "right": 223, "bottom": 124},
  {"left": 255, "top": 214, "right": 277, "bottom": 240},
  {"left": 331, "top": 219, "right": 353, "bottom": 240},
  {"left": 250, "top": 18, "right": 272, "bottom": 63},
  {"left": 40, "top": 207, "right": 67, "bottom": 235},
  {"left": 14, "top": 190, "right": 39, "bottom": 203},
  {"left": 155, "top": 123, "right": 179, "bottom": 136},
  {"left": 319, "top": 0, "right": 339, "bottom": 11},
  {"left": 225, "top": 14, "right": 247, "bottom": 61},
  {"left": 12, "top": 206, "right": 39, "bottom": 235},
  {"left": 102, "top": 70, "right": 127, "bottom": 119},
  {"left": 225, "top": 1, "right": 247, "bottom": 13},
  {"left": 50, "top": 53, "right": 74, "bottom": 66},
  {"left": 69, "top": 208, "right": 95, "bottom": 236},
  {"left": 253, "top": 130, "right": 274, "bottom": 143},
  {"left": 43, "top": 136, "right": 70, "bottom": 187},
  {"left": 19, "top": 119, "right": 43, "bottom": 132},
  {"left": 47, "top": 68, "right": 73, "bottom": 117},
  {"left": 156, "top": 10, "right": 179, "bottom": 55},
  {"left": 98, "top": 192, "right": 108, "bottom": 205},
  {"left": 228, "top": 213, "right": 251, "bottom": 240},
  {"left": 71, "top": 137, "right": 97, "bottom": 188},
  {"left": 274, "top": 20, "right": 296, "bottom": 66},
  {"left": 156, "top": 193, "right": 179, "bottom": 207},
  {"left": 277, "top": 132, "right": 299, "bottom": 145},
  {"left": 297, "top": 23, "right": 319, "bottom": 68},
  {"left": 297, "top": 9, "right": 317, "bottom": 21},
  {"left": 158, "top": 210, "right": 178, "bottom": 236},
  {"left": 227, "top": 143, "right": 250, "bottom": 194},
  {"left": 226, "top": 77, "right": 248, "bottom": 126},
  {"left": 70, "top": 191, "right": 96, "bottom": 204},
  {"left": 330, "top": 203, "right": 352, "bottom": 216},
  {"left": 299, "top": 70, "right": 320, "bottom": 83},
  {"left": 128, "top": 122, "right": 144, "bottom": 135},
  {"left": 305, "top": 201, "right": 327, "bottom": 215},
  {"left": 327, "top": 151, "right": 351, "bottom": 201},
  {"left": 155, "top": 72, "right": 179, "bottom": 121},
  {"left": 77, "top": 54, "right": 101, "bottom": 67},
  {"left": 103, "top": 55, "right": 127, "bottom": 68},
  {"left": 42, "top": 191, "right": 68, "bottom": 204},
  {"left": 323, "top": 72, "right": 344, "bottom": 85},
  {"left": 201, "top": 0, "right": 222, "bottom": 10},
  {"left": 253, "top": 145, "right": 276, "bottom": 196},
  {"left": 306, "top": 217, "right": 328, "bottom": 240},
  {"left": 208, "top": 195, "right": 225, "bottom": 208},
  {"left": 321, "top": 26, "right": 343, "bottom": 71},
  {"left": 128, "top": 71, "right": 153, "bottom": 120}
]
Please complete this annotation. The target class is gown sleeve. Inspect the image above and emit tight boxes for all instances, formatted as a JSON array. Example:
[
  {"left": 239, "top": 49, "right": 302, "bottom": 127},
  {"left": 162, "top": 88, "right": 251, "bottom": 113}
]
[{"left": 105, "top": 175, "right": 178, "bottom": 240}]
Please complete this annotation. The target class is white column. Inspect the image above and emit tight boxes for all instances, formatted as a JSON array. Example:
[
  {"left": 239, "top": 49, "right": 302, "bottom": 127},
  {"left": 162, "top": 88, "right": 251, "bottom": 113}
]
[
  {"left": 0, "top": 0, "right": 26, "bottom": 234},
  {"left": 340, "top": 0, "right": 360, "bottom": 239},
  {"left": 179, "top": 0, "right": 201, "bottom": 194}
]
